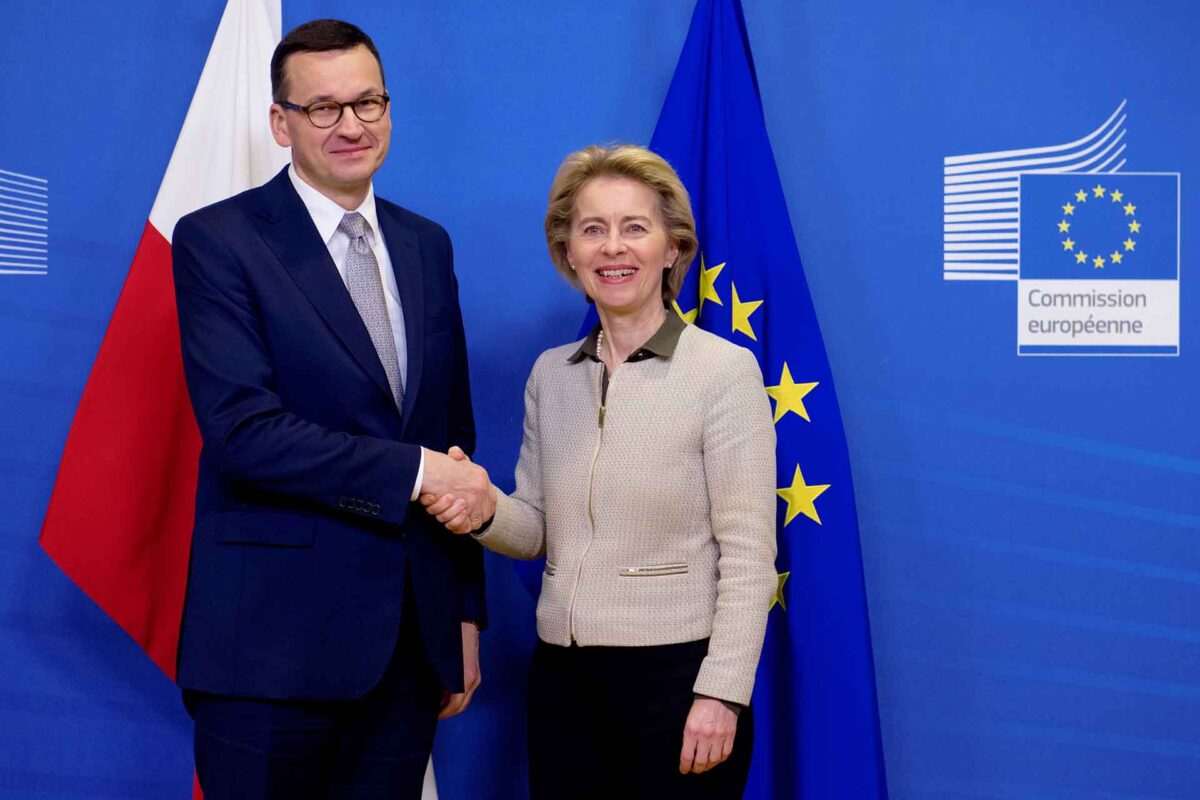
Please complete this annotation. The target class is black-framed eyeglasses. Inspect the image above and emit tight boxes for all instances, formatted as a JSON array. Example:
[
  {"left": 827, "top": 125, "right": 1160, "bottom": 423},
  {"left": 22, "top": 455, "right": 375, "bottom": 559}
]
[{"left": 278, "top": 94, "right": 390, "bottom": 128}]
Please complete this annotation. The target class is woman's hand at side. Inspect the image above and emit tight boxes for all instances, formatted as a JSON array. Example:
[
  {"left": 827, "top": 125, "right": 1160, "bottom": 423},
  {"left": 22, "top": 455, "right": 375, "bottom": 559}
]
[{"left": 679, "top": 696, "right": 738, "bottom": 774}]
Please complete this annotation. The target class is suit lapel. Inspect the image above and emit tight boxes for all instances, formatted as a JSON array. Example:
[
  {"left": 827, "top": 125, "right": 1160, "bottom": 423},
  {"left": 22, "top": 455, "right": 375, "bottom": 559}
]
[
  {"left": 252, "top": 170, "right": 397, "bottom": 410},
  {"left": 377, "top": 203, "right": 424, "bottom": 432}
]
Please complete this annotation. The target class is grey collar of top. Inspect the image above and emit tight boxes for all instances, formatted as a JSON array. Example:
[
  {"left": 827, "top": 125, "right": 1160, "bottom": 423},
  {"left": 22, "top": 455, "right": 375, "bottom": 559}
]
[{"left": 568, "top": 308, "right": 687, "bottom": 364}]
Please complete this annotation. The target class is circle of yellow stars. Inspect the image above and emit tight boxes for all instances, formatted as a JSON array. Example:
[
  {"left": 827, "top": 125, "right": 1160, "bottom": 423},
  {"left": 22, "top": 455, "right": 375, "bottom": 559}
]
[
  {"left": 1058, "top": 184, "right": 1140, "bottom": 270},
  {"left": 673, "top": 253, "right": 832, "bottom": 616}
]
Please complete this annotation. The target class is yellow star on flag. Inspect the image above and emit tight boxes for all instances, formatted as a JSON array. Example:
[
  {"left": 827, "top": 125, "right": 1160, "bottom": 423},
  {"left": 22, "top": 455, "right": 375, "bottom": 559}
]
[
  {"left": 777, "top": 465, "right": 830, "bottom": 526},
  {"left": 1075, "top": 251, "right": 1088, "bottom": 264},
  {"left": 1111, "top": 189, "right": 1124, "bottom": 203},
  {"left": 672, "top": 299, "right": 698, "bottom": 324},
  {"left": 1093, "top": 255, "right": 1106, "bottom": 269},
  {"left": 1074, "top": 190, "right": 1087, "bottom": 202},
  {"left": 1061, "top": 238, "right": 1075, "bottom": 251},
  {"left": 1110, "top": 251, "right": 1123, "bottom": 264},
  {"left": 1129, "top": 220, "right": 1141, "bottom": 233},
  {"left": 1057, "top": 220, "right": 1070, "bottom": 233},
  {"left": 730, "top": 282, "right": 764, "bottom": 341},
  {"left": 766, "top": 362, "right": 818, "bottom": 423},
  {"left": 1124, "top": 238, "right": 1136, "bottom": 251},
  {"left": 1124, "top": 203, "right": 1136, "bottom": 216},
  {"left": 1062, "top": 202, "right": 1075, "bottom": 215},
  {"left": 769, "top": 572, "right": 790, "bottom": 611},
  {"left": 1093, "top": 185, "right": 1106, "bottom": 198},
  {"left": 697, "top": 256, "right": 726, "bottom": 311}
]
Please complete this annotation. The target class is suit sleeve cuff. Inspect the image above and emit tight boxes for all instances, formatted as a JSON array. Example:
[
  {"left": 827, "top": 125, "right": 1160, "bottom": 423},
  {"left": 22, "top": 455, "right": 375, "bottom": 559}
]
[{"left": 462, "top": 588, "right": 488, "bottom": 631}]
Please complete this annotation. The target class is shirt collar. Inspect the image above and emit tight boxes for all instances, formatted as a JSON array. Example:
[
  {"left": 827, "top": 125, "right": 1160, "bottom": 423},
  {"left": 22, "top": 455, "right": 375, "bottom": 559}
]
[
  {"left": 568, "top": 309, "right": 687, "bottom": 364},
  {"left": 288, "top": 163, "right": 381, "bottom": 246}
]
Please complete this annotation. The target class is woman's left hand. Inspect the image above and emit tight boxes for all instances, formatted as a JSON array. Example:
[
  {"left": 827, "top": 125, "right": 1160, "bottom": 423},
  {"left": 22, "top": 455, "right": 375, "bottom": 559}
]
[{"left": 679, "top": 696, "right": 738, "bottom": 774}]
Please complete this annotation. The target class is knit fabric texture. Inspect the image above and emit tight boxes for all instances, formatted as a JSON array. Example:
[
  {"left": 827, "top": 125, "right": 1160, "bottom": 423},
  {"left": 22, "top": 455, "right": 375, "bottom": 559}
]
[{"left": 476, "top": 324, "right": 778, "bottom": 705}]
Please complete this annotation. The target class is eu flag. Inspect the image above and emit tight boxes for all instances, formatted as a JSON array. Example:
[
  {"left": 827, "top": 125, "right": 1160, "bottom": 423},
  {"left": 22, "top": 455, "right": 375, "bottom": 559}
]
[
  {"left": 1019, "top": 173, "right": 1179, "bottom": 281},
  {"left": 650, "top": 1, "right": 888, "bottom": 796}
]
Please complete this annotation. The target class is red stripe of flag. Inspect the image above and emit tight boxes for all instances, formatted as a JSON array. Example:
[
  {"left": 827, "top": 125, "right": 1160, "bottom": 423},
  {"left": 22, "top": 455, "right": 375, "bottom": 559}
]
[{"left": 41, "top": 222, "right": 198, "bottom": 678}]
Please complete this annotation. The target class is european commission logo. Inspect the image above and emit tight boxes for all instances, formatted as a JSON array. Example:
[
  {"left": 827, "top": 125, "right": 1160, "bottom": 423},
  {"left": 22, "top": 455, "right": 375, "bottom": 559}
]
[
  {"left": 0, "top": 168, "right": 49, "bottom": 276},
  {"left": 943, "top": 101, "right": 1181, "bottom": 356}
]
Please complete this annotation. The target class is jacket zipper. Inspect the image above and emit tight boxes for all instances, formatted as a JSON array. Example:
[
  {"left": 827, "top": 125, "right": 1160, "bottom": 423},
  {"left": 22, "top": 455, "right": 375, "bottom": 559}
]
[{"left": 568, "top": 360, "right": 611, "bottom": 643}]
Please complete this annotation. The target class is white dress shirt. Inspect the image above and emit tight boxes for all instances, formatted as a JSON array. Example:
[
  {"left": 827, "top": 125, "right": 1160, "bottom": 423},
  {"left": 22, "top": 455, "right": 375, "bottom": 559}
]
[{"left": 288, "top": 165, "right": 424, "bottom": 500}]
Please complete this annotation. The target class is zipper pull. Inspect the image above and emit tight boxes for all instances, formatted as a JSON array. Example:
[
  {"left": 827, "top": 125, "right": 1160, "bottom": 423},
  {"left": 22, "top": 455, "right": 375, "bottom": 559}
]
[{"left": 598, "top": 405, "right": 606, "bottom": 428}]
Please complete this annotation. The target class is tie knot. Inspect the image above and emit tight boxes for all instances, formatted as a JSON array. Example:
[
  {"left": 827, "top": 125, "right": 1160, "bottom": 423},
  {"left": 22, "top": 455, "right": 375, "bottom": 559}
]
[{"left": 338, "top": 212, "right": 368, "bottom": 240}]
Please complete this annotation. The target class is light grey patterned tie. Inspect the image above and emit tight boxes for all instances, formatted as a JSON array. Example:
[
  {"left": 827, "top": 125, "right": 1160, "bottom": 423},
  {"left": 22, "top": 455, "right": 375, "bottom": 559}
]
[{"left": 339, "top": 212, "right": 404, "bottom": 409}]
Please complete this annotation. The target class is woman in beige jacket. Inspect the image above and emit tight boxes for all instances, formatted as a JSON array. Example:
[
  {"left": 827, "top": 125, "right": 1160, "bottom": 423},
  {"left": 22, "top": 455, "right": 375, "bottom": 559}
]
[{"left": 424, "top": 144, "right": 777, "bottom": 799}]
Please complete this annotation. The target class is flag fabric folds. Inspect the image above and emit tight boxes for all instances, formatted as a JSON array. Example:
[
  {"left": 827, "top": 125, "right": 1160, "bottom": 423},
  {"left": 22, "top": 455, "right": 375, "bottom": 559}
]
[
  {"left": 40, "top": 10, "right": 287, "bottom": 800},
  {"left": 41, "top": 0, "right": 285, "bottom": 681},
  {"left": 649, "top": 1, "right": 889, "bottom": 796}
]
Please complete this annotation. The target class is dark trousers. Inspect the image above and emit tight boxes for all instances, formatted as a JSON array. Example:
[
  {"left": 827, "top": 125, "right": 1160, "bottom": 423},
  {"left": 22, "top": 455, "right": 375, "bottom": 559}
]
[
  {"left": 528, "top": 638, "right": 754, "bottom": 800},
  {"left": 182, "top": 595, "right": 442, "bottom": 800}
]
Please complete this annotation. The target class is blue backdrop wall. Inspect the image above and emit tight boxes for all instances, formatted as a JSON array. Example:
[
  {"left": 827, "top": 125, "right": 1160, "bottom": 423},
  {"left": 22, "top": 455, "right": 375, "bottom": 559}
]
[{"left": 1, "top": 1, "right": 1197, "bottom": 798}]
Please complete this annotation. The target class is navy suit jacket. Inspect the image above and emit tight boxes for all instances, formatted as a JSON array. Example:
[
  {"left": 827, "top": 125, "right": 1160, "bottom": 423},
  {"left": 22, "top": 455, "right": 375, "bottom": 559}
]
[{"left": 172, "top": 167, "right": 484, "bottom": 701}]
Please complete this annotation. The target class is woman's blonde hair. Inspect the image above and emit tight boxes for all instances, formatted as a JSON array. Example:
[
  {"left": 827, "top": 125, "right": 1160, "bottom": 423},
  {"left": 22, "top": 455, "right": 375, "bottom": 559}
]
[{"left": 545, "top": 144, "right": 698, "bottom": 302}]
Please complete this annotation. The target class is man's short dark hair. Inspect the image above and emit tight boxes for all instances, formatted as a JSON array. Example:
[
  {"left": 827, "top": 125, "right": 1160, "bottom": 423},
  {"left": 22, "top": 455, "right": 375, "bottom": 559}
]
[{"left": 271, "top": 19, "right": 385, "bottom": 103}]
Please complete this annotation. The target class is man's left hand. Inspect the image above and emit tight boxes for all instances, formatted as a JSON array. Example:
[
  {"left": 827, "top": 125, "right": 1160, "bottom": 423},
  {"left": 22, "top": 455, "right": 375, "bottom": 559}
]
[{"left": 438, "top": 621, "right": 481, "bottom": 719}]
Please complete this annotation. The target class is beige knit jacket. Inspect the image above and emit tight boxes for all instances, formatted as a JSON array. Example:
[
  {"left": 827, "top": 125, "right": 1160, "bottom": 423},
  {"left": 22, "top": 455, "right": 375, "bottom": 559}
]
[{"left": 476, "top": 324, "right": 778, "bottom": 705}]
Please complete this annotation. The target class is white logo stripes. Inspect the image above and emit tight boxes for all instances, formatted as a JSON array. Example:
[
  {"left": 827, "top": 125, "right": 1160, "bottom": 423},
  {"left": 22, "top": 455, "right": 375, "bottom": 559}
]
[
  {"left": 0, "top": 168, "right": 48, "bottom": 276},
  {"left": 943, "top": 101, "right": 1127, "bottom": 282}
]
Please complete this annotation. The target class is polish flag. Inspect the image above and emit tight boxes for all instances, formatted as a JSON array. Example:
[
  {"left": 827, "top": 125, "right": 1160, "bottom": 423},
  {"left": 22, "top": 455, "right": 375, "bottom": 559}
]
[
  {"left": 41, "top": 0, "right": 285, "bottom": 683},
  {"left": 40, "top": 0, "right": 286, "bottom": 794}
]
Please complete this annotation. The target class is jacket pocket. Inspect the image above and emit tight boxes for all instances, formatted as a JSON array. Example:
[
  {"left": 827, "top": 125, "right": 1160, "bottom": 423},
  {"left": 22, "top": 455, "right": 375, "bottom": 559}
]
[
  {"left": 212, "top": 510, "right": 317, "bottom": 548},
  {"left": 618, "top": 562, "right": 689, "bottom": 577}
]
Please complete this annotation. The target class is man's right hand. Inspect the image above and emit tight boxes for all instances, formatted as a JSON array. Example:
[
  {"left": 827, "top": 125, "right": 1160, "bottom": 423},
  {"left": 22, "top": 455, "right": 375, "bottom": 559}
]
[{"left": 419, "top": 446, "right": 495, "bottom": 534}]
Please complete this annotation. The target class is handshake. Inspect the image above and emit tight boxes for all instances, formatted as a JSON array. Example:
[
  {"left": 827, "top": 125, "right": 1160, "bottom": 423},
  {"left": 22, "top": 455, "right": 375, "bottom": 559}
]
[{"left": 418, "top": 446, "right": 496, "bottom": 534}]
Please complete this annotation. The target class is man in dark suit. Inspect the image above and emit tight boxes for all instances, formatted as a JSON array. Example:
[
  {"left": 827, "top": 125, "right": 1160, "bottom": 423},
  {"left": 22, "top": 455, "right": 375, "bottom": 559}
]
[{"left": 171, "top": 19, "right": 494, "bottom": 798}]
